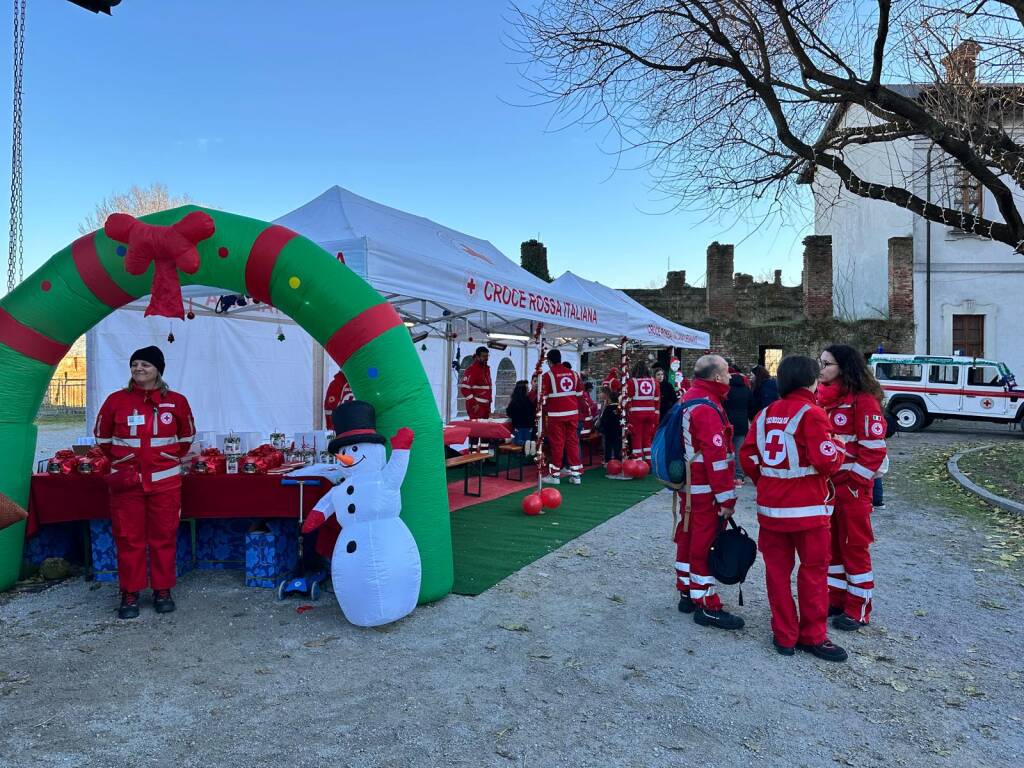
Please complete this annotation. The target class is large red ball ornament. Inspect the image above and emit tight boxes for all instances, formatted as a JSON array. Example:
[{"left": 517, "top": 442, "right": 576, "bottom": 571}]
[
  {"left": 606, "top": 459, "right": 623, "bottom": 476},
  {"left": 635, "top": 460, "right": 650, "bottom": 478},
  {"left": 540, "top": 487, "right": 562, "bottom": 509},
  {"left": 623, "top": 460, "right": 643, "bottom": 478},
  {"left": 522, "top": 493, "right": 544, "bottom": 516}
]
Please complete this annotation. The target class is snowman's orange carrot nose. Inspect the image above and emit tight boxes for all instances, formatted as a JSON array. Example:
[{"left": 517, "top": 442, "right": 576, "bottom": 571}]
[{"left": 338, "top": 453, "right": 354, "bottom": 466}]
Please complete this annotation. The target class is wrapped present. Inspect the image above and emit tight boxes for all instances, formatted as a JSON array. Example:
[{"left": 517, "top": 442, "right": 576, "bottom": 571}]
[
  {"left": 240, "top": 444, "right": 284, "bottom": 474},
  {"left": 269, "top": 431, "right": 288, "bottom": 450},
  {"left": 90, "top": 519, "right": 194, "bottom": 582},
  {"left": 191, "top": 447, "right": 226, "bottom": 475},
  {"left": 245, "top": 519, "right": 299, "bottom": 588},
  {"left": 194, "top": 518, "right": 250, "bottom": 570},
  {"left": 76, "top": 447, "right": 110, "bottom": 476},
  {"left": 176, "top": 522, "right": 195, "bottom": 577},
  {"left": 23, "top": 521, "right": 81, "bottom": 565},
  {"left": 222, "top": 434, "right": 242, "bottom": 455},
  {"left": 47, "top": 449, "right": 78, "bottom": 475}
]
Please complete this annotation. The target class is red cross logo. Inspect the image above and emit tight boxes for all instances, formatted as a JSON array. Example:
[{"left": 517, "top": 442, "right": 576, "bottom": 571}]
[
  {"left": 763, "top": 429, "right": 787, "bottom": 466},
  {"left": 465, "top": 277, "right": 477, "bottom": 296},
  {"left": 639, "top": 380, "right": 654, "bottom": 395},
  {"left": 981, "top": 398, "right": 994, "bottom": 409}
]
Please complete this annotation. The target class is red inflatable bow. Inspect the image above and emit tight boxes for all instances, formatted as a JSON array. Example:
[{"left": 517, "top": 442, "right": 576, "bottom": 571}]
[{"left": 104, "top": 211, "right": 216, "bottom": 319}]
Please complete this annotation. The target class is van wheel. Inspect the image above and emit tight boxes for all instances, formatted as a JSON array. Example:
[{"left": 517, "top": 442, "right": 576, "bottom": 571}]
[{"left": 893, "top": 403, "right": 926, "bottom": 432}]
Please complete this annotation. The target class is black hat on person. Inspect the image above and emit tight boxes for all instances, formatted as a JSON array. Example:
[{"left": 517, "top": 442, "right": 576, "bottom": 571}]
[
  {"left": 129, "top": 346, "right": 165, "bottom": 375},
  {"left": 328, "top": 401, "right": 387, "bottom": 453}
]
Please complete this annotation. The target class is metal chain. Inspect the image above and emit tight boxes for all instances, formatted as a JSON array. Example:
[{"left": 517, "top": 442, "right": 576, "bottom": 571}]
[{"left": 7, "top": 0, "right": 27, "bottom": 293}]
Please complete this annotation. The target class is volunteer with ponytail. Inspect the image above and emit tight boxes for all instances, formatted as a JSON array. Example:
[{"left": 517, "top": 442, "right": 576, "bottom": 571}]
[
  {"left": 94, "top": 346, "right": 195, "bottom": 619},
  {"left": 816, "top": 344, "right": 888, "bottom": 630},
  {"left": 624, "top": 360, "right": 660, "bottom": 464},
  {"left": 740, "top": 355, "right": 847, "bottom": 661}
]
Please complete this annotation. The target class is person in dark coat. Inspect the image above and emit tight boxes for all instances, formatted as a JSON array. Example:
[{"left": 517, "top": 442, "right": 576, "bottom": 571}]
[
  {"left": 653, "top": 364, "right": 678, "bottom": 426},
  {"left": 749, "top": 365, "right": 780, "bottom": 419},
  {"left": 724, "top": 373, "right": 752, "bottom": 481},
  {"left": 597, "top": 386, "right": 623, "bottom": 463},
  {"left": 505, "top": 380, "right": 536, "bottom": 445}
]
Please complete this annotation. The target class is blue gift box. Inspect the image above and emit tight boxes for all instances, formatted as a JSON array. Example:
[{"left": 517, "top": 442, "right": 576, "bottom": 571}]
[
  {"left": 23, "top": 522, "right": 81, "bottom": 565},
  {"left": 193, "top": 518, "right": 250, "bottom": 570},
  {"left": 90, "top": 519, "right": 195, "bottom": 583},
  {"left": 245, "top": 519, "right": 299, "bottom": 588}
]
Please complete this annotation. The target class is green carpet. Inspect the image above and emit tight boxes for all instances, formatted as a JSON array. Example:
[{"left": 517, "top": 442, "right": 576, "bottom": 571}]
[{"left": 450, "top": 466, "right": 665, "bottom": 595}]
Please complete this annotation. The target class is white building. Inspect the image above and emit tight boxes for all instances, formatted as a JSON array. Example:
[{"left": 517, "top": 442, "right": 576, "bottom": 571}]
[{"left": 805, "top": 80, "right": 1024, "bottom": 379}]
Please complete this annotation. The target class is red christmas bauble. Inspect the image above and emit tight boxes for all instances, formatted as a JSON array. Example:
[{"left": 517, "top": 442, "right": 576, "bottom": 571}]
[
  {"left": 606, "top": 459, "right": 623, "bottom": 476},
  {"left": 623, "top": 460, "right": 643, "bottom": 478},
  {"left": 635, "top": 460, "right": 650, "bottom": 478},
  {"left": 522, "top": 493, "right": 543, "bottom": 516},
  {"left": 540, "top": 487, "right": 562, "bottom": 509}
]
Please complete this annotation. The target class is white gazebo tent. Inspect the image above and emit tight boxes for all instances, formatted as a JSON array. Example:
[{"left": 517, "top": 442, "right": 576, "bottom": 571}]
[{"left": 273, "top": 186, "right": 637, "bottom": 420}]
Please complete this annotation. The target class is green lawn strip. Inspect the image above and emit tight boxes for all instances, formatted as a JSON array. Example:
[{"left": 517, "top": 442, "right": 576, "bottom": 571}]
[
  {"left": 450, "top": 466, "right": 665, "bottom": 596},
  {"left": 957, "top": 444, "right": 1024, "bottom": 505}
]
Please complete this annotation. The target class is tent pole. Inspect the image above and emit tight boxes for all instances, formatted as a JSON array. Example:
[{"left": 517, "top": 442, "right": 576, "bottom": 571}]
[
  {"left": 312, "top": 342, "right": 325, "bottom": 429},
  {"left": 443, "top": 322, "right": 453, "bottom": 423}
]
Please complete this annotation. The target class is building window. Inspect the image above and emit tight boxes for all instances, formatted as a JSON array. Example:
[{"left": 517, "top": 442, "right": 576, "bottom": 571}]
[
  {"left": 759, "top": 345, "right": 784, "bottom": 376},
  {"left": 952, "top": 314, "right": 984, "bottom": 358},
  {"left": 951, "top": 167, "right": 983, "bottom": 227},
  {"left": 493, "top": 358, "right": 517, "bottom": 413}
]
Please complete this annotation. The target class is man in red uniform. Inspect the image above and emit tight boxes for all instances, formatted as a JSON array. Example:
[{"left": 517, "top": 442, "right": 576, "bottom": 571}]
[
  {"left": 624, "top": 361, "right": 660, "bottom": 464},
  {"left": 538, "top": 349, "right": 582, "bottom": 485},
  {"left": 674, "top": 354, "right": 743, "bottom": 629},
  {"left": 95, "top": 346, "right": 195, "bottom": 619},
  {"left": 460, "top": 346, "right": 493, "bottom": 419},
  {"left": 817, "top": 344, "right": 888, "bottom": 630},
  {"left": 323, "top": 370, "right": 354, "bottom": 430},
  {"left": 740, "top": 355, "right": 848, "bottom": 661}
]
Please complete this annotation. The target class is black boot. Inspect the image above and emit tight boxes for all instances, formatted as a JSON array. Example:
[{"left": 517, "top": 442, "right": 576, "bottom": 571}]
[
  {"left": 677, "top": 595, "right": 695, "bottom": 614},
  {"left": 832, "top": 613, "right": 866, "bottom": 631},
  {"left": 693, "top": 607, "right": 744, "bottom": 630},
  {"left": 796, "top": 639, "right": 848, "bottom": 662},
  {"left": 772, "top": 636, "right": 795, "bottom": 656},
  {"left": 118, "top": 591, "right": 140, "bottom": 620},
  {"left": 828, "top": 605, "right": 844, "bottom": 617},
  {"left": 153, "top": 589, "right": 176, "bottom": 614}
]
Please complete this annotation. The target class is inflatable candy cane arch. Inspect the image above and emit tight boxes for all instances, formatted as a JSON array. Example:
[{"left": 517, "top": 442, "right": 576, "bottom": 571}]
[{"left": 0, "top": 206, "right": 452, "bottom": 597}]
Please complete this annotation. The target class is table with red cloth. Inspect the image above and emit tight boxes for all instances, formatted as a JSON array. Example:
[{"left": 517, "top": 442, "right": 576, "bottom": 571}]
[
  {"left": 26, "top": 473, "right": 333, "bottom": 536},
  {"left": 445, "top": 420, "right": 512, "bottom": 441},
  {"left": 442, "top": 426, "right": 471, "bottom": 446}
]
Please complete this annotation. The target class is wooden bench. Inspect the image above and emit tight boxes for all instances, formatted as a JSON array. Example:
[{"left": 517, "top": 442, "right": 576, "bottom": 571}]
[
  {"left": 445, "top": 452, "right": 490, "bottom": 497},
  {"left": 496, "top": 443, "right": 525, "bottom": 481}
]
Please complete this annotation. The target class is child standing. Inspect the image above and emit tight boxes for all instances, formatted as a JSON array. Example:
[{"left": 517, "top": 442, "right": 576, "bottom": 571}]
[{"left": 597, "top": 386, "right": 622, "bottom": 464}]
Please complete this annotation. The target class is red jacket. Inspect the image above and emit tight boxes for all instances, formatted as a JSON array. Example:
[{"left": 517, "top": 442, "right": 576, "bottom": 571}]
[
  {"left": 817, "top": 382, "right": 888, "bottom": 490},
  {"left": 94, "top": 385, "right": 195, "bottom": 492},
  {"left": 739, "top": 389, "right": 845, "bottom": 531},
  {"left": 460, "top": 360, "right": 492, "bottom": 417},
  {"left": 579, "top": 392, "right": 599, "bottom": 434},
  {"left": 625, "top": 376, "right": 660, "bottom": 418},
  {"left": 680, "top": 379, "right": 736, "bottom": 509},
  {"left": 323, "top": 371, "right": 354, "bottom": 430},
  {"left": 540, "top": 363, "right": 581, "bottom": 424}
]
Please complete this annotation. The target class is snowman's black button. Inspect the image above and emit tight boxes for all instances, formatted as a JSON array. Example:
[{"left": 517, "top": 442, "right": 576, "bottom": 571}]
[
  {"left": 346, "top": 485, "right": 354, "bottom": 495},
  {"left": 347, "top": 503, "right": 355, "bottom": 514},
  {"left": 346, "top": 540, "right": 357, "bottom": 554}
]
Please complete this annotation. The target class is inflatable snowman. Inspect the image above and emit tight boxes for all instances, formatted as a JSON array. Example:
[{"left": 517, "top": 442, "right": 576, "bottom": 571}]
[{"left": 302, "top": 401, "right": 421, "bottom": 627}]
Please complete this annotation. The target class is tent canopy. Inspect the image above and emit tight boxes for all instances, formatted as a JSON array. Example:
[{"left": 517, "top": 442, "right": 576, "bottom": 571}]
[
  {"left": 274, "top": 186, "right": 632, "bottom": 344},
  {"left": 549, "top": 271, "right": 709, "bottom": 349}
]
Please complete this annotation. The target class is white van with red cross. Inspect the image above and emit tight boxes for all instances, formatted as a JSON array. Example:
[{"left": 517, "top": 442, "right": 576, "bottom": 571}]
[{"left": 869, "top": 353, "right": 1022, "bottom": 432}]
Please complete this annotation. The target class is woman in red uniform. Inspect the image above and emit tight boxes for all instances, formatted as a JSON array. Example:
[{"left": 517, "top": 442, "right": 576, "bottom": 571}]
[
  {"left": 816, "top": 344, "right": 888, "bottom": 631},
  {"left": 624, "top": 361, "right": 660, "bottom": 464},
  {"left": 94, "top": 346, "right": 195, "bottom": 619}
]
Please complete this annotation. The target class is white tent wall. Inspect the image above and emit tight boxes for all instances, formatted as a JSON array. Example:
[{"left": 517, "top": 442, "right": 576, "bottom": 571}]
[{"left": 86, "top": 301, "right": 316, "bottom": 438}]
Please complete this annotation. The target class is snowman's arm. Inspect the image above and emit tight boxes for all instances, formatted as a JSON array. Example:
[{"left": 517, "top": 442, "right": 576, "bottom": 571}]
[
  {"left": 382, "top": 448, "right": 411, "bottom": 488},
  {"left": 303, "top": 488, "right": 339, "bottom": 533}
]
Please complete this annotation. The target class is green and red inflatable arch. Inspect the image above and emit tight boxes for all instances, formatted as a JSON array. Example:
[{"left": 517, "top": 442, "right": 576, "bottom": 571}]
[{"left": 0, "top": 206, "right": 453, "bottom": 600}]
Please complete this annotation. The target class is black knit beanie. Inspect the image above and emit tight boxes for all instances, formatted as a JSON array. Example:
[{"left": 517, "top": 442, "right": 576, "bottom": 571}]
[{"left": 129, "top": 346, "right": 165, "bottom": 375}]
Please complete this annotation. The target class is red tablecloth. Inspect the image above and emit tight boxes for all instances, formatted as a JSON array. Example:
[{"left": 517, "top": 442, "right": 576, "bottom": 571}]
[
  {"left": 443, "top": 426, "right": 471, "bottom": 446},
  {"left": 26, "top": 473, "right": 332, "bottom": 536},
  {"left": 445, "top": 420, "right": 512, "bottom": 440}
]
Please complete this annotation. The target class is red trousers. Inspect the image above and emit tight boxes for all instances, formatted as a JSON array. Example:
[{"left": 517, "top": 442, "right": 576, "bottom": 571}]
[
  {"left": 829, "top": 483, "right": 875, "bottom": 623},
  {"left": 674, "top": 496, "right": 723, "bottom": 610},
  {"left": 545, "top": 419, "right": 581, "bottom": 478},
  {"left": 627, "top": 412, "right": 657, "bottom": 461},
  {"left": 110, "top": 486, "right": 181, "bottom": 593},
  {"left": 759, "top": 524, "right": 830, "bottom": 647},
  {"left": 466, "top": 402, "right": 491, "bottom": 419}
]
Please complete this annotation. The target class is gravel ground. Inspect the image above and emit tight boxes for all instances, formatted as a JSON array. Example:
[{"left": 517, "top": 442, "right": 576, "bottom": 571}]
[{"left": 1, "top": 422, "right": 1022, "bottom": 768}]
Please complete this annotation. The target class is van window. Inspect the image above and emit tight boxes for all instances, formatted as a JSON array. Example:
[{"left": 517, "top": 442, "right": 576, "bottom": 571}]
[
  {"left": 929, "top": 365, "right": 959, "bottom": 385},
  {"left": 875, "top": 363, "right": 923, "bottom": 382},
  {"left": 967, "top": 366, "right": 1002, "bottom": 387}
]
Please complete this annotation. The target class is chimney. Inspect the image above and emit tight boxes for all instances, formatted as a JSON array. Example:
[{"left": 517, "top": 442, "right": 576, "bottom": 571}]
[
  {"left": 941, "top": 41, "right": 982, "bottom": 86},
  {"left": 520, "top": 239, "right": 551, "bottom": 282},
  {"left": 666, "top": 270, "right": 687, "bottom": 292},
  {"left": 887, "top": 236, "right": 915, "bottom": 322},
  {"left": 802, "top": 235, "right": 833, "bottom": 320},
  {"left": 706, "top": 242, "right": 736, "bottom": 320},
  {"left": 773, "top": 269, "right": 782, "bottom": 287}
]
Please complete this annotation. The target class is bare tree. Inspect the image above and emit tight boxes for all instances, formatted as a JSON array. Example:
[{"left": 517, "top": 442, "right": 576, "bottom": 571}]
[
  {"left": 78, "top": 182, "right": 193, "bottom": 234},
  {"left": 514, "top": 0, "right": 1024, "bottom": 252}
]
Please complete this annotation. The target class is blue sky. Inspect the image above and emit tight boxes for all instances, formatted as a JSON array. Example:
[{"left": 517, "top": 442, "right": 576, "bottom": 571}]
[{"left": 1, "top": 1, "right": 810, "bottom": 294}]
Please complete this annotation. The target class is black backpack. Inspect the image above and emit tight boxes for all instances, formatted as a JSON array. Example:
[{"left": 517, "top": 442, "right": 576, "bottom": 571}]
[{"left": 708, "top": 517, "right": 758, "bottom": 605}]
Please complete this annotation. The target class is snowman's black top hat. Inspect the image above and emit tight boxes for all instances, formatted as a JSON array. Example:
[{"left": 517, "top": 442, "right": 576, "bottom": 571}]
[{"left": 329, "top": 400, "right": 387, "bottom": 453}]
